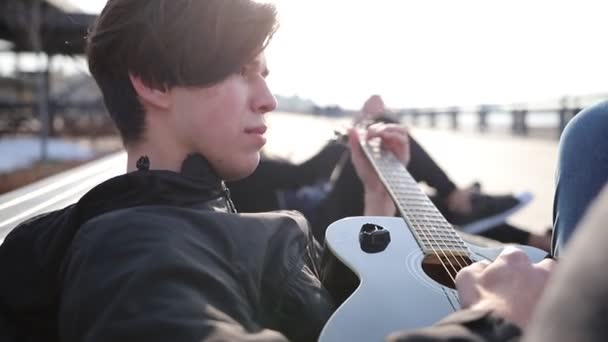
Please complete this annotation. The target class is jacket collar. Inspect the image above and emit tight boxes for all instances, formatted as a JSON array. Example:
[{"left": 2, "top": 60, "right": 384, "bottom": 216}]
[{"left": 77, "top": 153, "right": 234, "bottom": 218}]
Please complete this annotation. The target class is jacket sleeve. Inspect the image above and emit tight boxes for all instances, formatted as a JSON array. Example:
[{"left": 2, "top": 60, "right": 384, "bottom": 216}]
[
  {"left": 58, "top": 214, "right": 290, "bottom": 342},
  {"left": 385, "top": 309, "right": 521, "bottom": 342}
]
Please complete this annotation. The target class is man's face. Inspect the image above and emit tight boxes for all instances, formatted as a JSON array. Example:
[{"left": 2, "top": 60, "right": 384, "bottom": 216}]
[{"left": 169, "top": 53, "right": 277, "bottom": 181}]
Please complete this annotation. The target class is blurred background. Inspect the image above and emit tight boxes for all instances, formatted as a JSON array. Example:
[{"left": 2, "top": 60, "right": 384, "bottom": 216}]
[{"left": 1, "top": 0, "right": 607, "bottom": 238}]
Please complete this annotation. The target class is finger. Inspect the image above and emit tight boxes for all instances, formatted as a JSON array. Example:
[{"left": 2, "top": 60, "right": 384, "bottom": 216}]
[
  {"left": 362, "top": 125, "right": 410, "bottom": 164},
  {"left": 378, "top": 131, "right": 409, "bottom": 154},
  {"left": 455, "top": 259, "right": 490, "bottom": 301},
  {"left": 455, "top": 267, "right": 481, "bottom": 307},
  {"left": 366, "top": 123, "right": 406, "bottom": 137},
  {"left": 497, "top": 246, "right": 530, "bottom": 265},
  {"left": 382, "top": 139, "right": 410, "bottom": 158},
  {"left": 465, "top": 259, "right": 492, "bottom": 274},
  {"left": 534, "top": 258, "right": 557, "bottom": 273},
  {"left": 369, "top": 130, "right": 409, "bottom": 146},
  {"left": 382, "top": 140, "right": 409, "bottom": 162},
  {"left": 477, "top": 259, "right": 492, "bottom": 267},
  {"left": 455, "top": 260, "right": 488, "bottom": 288},
  {"left": 379, "top": 124, "right": 409, "bottom": 134},
  {"left": 378, "top": 130, "right": 409, "bottom": 143},
  {"left": 365, "top": 123, "right": 387, "bottom": 139}
]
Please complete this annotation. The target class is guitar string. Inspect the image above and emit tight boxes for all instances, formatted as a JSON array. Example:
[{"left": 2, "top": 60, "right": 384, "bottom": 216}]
[
  {"left": 340, "top": 127, "right": 472, "bottom": 270},
  {"left": 363, "top": 138, "right": 460, "bottom": 279},
  {"left": 391, "top": 163, "right": 468, "bottom": 281},
  {"left": 400, "top": 176, "right": 473, "bottom": 270},
  {"left": 354, "top": 128, "right": 473, "bottom": 285},
  {"left": 363, "top": 138, "right": 462, "bottom": 283},
  {"left": 369, "top": 138, "right": 474, "bottom": 279},
  {"left": 377, "top": 135, "right": 474, "bottom": 271},
  {"left": 411, "top": 189, "right": 472, "bottom": 272},
  {"left": 406, "top": 171, "right": 474, "bottom": 272},
  {"left": 380, "top": 152, "right": 461, "bottom": 283}
]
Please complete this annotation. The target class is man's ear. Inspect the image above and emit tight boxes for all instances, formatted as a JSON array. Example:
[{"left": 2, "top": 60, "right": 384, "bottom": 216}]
[{"left": 129, "top": 74, "right": 171, "bottom": 110}]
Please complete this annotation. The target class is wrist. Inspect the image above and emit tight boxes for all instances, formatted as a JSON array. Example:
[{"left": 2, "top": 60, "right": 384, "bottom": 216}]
[
  {"left": 469, "top": 299, "right": 520, "bottom": 327},
  {"left": 363, "top": 190, "right": 395, "bottom": 216}
]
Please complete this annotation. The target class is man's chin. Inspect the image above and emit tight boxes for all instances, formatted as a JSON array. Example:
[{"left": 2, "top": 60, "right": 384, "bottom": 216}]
[{"left": 222, "top": 156, "right": 260, "bottom": 182}]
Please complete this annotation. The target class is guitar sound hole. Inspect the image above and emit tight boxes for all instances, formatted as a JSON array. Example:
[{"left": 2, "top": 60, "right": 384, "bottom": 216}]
[{"left": 421, "top": 255, "right": 473, "bottom": 289}]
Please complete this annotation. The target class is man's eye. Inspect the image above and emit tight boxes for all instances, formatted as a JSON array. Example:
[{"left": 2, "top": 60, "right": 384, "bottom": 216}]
[{"left": 240, "top": 66, "right": 249, "bottom": 76}]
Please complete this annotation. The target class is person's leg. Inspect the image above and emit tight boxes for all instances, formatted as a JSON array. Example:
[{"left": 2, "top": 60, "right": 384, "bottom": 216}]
[
  {"left": 408, "top": 135, "right": 458, "bottom": 198},
  {"left": 367, "top": 115, "right": 460, "bottom": 199},
  {"left": 308, "top": 131, "right": 430, "bottom": 239},
  {"left": 308, "top": 151, "right": 550, "bottom": 251},
  {"left": 228, "top": 141, "right": 347, "bottom": 213},
  {"left": 480, "top": 223, "right": 550, "bottom": 252},
  {"left": 410, "top": 134, "right": 534, "bottom": 237},
  {"left": 552, "top": 100, "right": 608, "bottom": 257}
]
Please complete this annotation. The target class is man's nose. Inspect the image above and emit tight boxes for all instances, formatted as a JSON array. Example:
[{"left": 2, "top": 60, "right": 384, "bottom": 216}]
[{"left": 254, "top": 81, "right": 277, "bottom": 114}]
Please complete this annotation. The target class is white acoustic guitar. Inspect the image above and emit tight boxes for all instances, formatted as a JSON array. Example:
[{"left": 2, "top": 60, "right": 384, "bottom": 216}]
[{"left": 319, "top": 131, "right": 546, "bottom": 342}]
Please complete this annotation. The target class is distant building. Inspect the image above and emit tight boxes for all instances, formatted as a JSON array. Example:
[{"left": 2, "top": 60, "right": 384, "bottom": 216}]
[{"left": 0, "top": 0, "right": 96, "bottom": 55}]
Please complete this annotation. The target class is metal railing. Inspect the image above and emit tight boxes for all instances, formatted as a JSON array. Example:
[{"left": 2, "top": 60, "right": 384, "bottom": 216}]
[{"left": 394, "top": 94, "right": 608, "bottom": 138}]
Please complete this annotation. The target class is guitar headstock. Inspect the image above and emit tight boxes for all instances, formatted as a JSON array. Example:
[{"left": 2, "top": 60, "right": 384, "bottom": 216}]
[{"left": 332, "top": 120, "right": 382, "bottom": 147}]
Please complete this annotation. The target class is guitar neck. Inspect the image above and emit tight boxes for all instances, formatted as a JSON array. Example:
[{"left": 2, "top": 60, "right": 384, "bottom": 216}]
[{"left": 359, "top": 134, "right": 470, "bottom": 256}]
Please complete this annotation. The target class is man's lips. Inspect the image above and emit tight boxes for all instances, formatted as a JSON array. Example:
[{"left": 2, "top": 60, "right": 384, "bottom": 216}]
[{"left": 245, "top": 126, "right": 267, "bottom": 135}]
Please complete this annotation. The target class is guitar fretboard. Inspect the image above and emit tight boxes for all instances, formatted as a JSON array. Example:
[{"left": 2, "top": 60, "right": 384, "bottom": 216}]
[{"left": 361, "top": 136, "right": 470, "bottom": 256}]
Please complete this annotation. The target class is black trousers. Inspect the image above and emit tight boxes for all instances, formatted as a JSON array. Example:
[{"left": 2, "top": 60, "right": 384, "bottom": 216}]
[
  {"left": 229, "top": 136, "right": 456, "bottom": 212},
  {"left": 228, "top": 135, "right": 530, "bottom": 244}
]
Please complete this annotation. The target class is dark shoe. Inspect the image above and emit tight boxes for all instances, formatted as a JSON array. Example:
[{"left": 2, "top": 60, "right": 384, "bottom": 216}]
[{"left": 450, "top": 191, "right": 534, "bottom": 234}]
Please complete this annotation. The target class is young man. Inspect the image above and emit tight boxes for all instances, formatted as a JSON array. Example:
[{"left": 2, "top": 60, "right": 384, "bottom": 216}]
[
  {"left": 0, "top": 1, "right": 406, "bottom": 341},
  {"left": 0, "top": 1, "right": 553, "bottom": 341}
]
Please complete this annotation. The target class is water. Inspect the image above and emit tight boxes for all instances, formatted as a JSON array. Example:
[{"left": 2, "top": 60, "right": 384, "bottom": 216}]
[{"left": 266, "top": 111, "right": 558, "bottom": 234}]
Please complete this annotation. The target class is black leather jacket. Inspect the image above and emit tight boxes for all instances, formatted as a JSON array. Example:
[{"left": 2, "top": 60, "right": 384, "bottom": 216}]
[{"left": 0, "top": 154, "right": 334, "bottom": 342}]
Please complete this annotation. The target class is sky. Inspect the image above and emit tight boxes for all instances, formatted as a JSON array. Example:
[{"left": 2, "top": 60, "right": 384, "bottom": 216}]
[{"left": 70, "top": 0, "right": 608, "bottom": 109}]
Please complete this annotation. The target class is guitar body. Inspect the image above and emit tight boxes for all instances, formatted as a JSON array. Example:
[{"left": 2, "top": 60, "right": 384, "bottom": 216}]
[{"left": 319, "top": 216, "right": 547, "bottom": 342}]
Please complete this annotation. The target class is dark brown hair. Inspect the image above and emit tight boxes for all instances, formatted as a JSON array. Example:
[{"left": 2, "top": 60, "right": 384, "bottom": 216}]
[{"left": 87, "top": 0, "right": 278, "bottom": 145}]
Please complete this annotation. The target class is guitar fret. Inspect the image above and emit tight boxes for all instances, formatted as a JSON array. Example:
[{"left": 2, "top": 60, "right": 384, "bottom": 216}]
[
  {"left": 422, "top": 247, "right": 469, "bottom": 256},
  {"left": 420, "top": 234, "right": 461, "bottom": 241},
  {"left": 418, "top": 236, "right": 467, "bottom": 246},
  {"left": 418, "top": 238, "right": 467, "bottom": 246},
  {"left": 361, "top": 138, "right": 470, "bottom": 256},
  {"left": 420, "top": 242, "right": 466, "bottom": 248},
  {"left": 418, "top": 236, "right": 467, "bottom": 243}
]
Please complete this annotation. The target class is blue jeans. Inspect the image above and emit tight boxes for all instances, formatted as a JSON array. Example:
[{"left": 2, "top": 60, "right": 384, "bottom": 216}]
[{"left": 553, "top": 100, "right": 608, "bottom": 257}]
